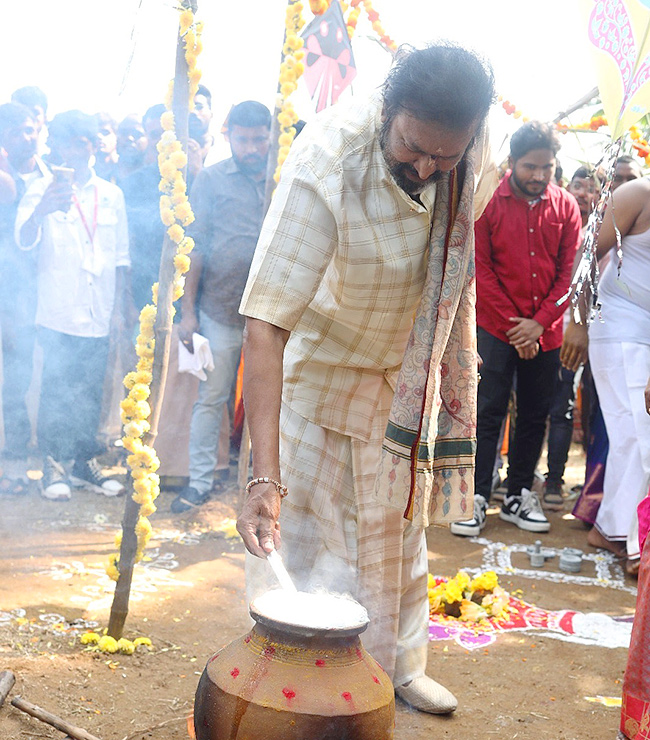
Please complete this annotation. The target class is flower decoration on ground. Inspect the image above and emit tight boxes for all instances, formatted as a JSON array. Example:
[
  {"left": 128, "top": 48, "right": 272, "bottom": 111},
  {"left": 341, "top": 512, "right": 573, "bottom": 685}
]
[
  {"left": 273, "top": 0, "right": 307, "bottom": 183},
  {"left": 106, "top": 3, "right": 201, "bottom": 596},
  {"left": 428, "top": 570, "right": 510, "bottom": 623},
  {"left": 80, "top": 631, "right": 153, "bottom": 655}
]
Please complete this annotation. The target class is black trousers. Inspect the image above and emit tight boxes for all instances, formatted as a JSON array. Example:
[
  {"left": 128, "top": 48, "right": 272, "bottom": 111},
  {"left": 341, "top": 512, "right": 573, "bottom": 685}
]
[
  {"left": 475, "top": 327, "right": 559, "bottom": 501},
  {"left": 1, "top": 318, "right": 36, "bottom": 457},
  {"left": 547, "top": 366, "right": 579, "bottom": 484},
  {"left": 37, "top": 328, "right": 110, "bottom": 463}
]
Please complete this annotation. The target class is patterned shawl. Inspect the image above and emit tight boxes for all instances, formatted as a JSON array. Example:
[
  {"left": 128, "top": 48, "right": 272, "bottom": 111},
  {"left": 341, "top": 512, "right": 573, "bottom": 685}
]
[{"left": 375, "top": 145, "right": 478, "bottom": 528}]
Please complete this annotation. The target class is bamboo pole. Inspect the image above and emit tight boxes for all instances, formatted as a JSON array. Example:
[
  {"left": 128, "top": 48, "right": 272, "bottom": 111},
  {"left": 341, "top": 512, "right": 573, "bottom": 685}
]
[{"left": 107, "top": 0, "right": 197, "bottom": 640}]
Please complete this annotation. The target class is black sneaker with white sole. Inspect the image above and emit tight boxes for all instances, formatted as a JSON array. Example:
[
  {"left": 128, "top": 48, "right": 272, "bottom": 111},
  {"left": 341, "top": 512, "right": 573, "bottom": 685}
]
[
  {"left": 40, "top": 456, "right": 72, "bottom": 501},
  {"left": 450, "top": 494, "right": 487, "bottom": 537},
  {"left": 499, "top": 488, "right": 550, "bottom": 533},
  {"left": 71, "top": 458, "right": 125, "bottom": 496}
]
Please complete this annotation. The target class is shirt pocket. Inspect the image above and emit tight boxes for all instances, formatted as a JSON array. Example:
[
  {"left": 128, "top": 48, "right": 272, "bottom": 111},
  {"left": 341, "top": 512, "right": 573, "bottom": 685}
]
[{"left": 541, "top": 220, "right": 563, "bottom": 259}]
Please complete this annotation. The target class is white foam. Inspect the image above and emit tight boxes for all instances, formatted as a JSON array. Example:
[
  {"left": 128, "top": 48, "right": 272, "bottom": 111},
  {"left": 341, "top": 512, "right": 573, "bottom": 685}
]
[{"left": 252, "top": 590, "right": 368, "bottom": 631}]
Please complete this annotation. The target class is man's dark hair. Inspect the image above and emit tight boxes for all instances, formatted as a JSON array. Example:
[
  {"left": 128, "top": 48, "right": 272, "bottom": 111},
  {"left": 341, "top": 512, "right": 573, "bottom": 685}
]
[
  {"left": 48, "top": 110, "right": 99, "bottom": 144},
  {"left": 95, "top": 111, "right": 117, "bottom": 131},
  {"left": 571, "top": 166, "right": 591, "bottom": 181},
  {"left": 510, "top": 121, "right": 561, "bottom": 161},
  {"left": 196, "top": 84, "right": 212, "bottom": 107},
  {"left": 11, "top": 86, "right": 48, "bottom": 115},
  {"left": 616, "top": 154, "right": 642, "bottom": 170},
  {"left": 228, "top": 101, "right": 271, "bottom": 131},
  {"left": 382, "top": 42, "right": 495, "bottom": 129},
  {"left": 0, "top": 102, "right": 34, "bottom": 141},
  {"left": 143, "top": 104, "right": 167, "bottom": 126}
]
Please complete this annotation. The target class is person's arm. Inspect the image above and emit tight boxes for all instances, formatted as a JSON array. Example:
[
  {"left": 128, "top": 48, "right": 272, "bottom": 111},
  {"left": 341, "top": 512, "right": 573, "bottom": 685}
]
[
  {"left": 236, "top": 317, "right": 290, "bottom": 557},
  {"left": 179, "top": 251, "right": 202, "bottom": 351},
  {"left": 595, "top": 177, "right": 650, "bottom": 259},
  {"left": 17, "top": 179, "right": 72, "bottom": 249}
]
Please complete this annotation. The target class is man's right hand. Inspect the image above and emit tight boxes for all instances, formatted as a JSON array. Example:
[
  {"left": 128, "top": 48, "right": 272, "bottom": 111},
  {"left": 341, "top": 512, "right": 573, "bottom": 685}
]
[
  {"left": 560, "top": 320, "right": 589, "bottom": 372},
  {"left": 36, "top": 181, "right": 73, "bottom": 216},
  {"left": 178, "top": 312, "right": 199, "bottom": 353},
  {"left": 516, "top": 342, "right": 539, "bottom": 360},
  {"left": 237, "top": 482, "right": 282, "bottom": 557}
]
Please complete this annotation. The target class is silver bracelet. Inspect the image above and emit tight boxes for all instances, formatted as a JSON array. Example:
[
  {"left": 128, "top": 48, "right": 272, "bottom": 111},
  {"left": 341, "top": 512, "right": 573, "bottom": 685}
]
[{"left": 245, "top": 476, "right": 288, "bottom": 498}]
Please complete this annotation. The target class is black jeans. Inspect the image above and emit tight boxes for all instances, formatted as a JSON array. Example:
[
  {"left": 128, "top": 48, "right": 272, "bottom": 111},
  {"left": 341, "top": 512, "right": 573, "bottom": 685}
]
[
  {"left": 1, "top": 318, "right": 36, "bottom": 457},
  {"left": 475, "top": 328, "right": 559, "bottom": 501},
  {"left": 547, "top": 366, "right": 579, "bottom": 484},
  {"left": 37, "top": 328, "right": 110, "bottom": 463}
]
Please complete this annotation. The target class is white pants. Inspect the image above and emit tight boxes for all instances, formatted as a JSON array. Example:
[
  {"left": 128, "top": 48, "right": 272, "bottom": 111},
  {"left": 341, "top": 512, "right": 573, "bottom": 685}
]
[
  {"left": 246, "top": 404, "right": 429, "bottom": 687},
  {"left": 589, "top": 341, "right": 650, "bottom": 558}
]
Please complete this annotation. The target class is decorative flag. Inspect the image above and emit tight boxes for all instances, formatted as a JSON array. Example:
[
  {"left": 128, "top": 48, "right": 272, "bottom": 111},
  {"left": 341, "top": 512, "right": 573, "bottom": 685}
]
[
  {"left": 585, "top": 0, "right": 650, "bottom": 138},
  {"left": 301, "top": 1, "right": 357, "bottom": 112}
]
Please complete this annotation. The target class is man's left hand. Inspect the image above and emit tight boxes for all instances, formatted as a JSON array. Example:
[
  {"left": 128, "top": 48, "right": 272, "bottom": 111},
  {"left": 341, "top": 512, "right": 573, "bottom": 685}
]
[{"left": 506, "top": 317, "right": 544, "bottom": 348}]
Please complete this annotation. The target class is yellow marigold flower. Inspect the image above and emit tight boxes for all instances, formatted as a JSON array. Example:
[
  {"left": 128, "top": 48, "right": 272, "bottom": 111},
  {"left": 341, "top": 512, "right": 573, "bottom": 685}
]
[
  {"left": 185, "top": 30, "right": 196, "bottom": 50},
  {"left": 140, "top": 303, "right": 157, "bottom": 326},
  {"left": 168, "top": 224, "right": 184, "bottom": 243},
  {"left": 121, "top": 435, "right": 141, "bottom": 453},
  {"left": 123, "top": 371, "right": 138, "bottom": 390},
  {"left": 279, "top": 132, "right": 295, "bottom": 148},
  {"left": 179, "top": 8, "right": 194, "bottom": 34},
  {"left": 294, "top": 61, "right": 305, "bottom": 76},
  {"left": 160, "top": 207, "right": 175, "bottom": 227},
  {"left": 161, "top": 111, "right": 175, "bottom": 132},
  {"left": 120, "top": 397, "right": 137, "bottom": 416},
  {"left": 174, "top": 254, "right": 191, "bottom": 275},
  {"left": 444, "top": 579, "right": 463, "bottom": 604},
  {"left": 133, "top": 400, "right": 151, "bottom": 420},
  {"left": 151, "top": 283, "right": 159, "bottom": 305},
  {"left": 174, "top": 201, "right": 194, "bottom": 226},
  {"left": 130, "top": 383, "right": 151, "bottom": 402},
  {"left": 286, "top": 34, "right": 304, "bottom": 51},
  {"left": 178, "top": 236, "right": 195, "bottom": 255},
  {"left": 170, "top": 150, "right": 187, "bottom": 169},
  {"left": 140, "top": 501, "right": 157, "bottom": 517},
  {"left": 134, "top": 637, "right": 152, "bottom": 648},
  {"left": 281, "top": 82, "right": 297, "bottom": 98},
  {"left": 137, "top": 357, "right": 154, "bottom": 374},
  {"left": 136, "top": 516, "right": 153, "bottom": 538},
  {"left": 189, "top": 68, "right": 202, "bottom": 85},
  {"left": 185, "top": 52, "right": 198, "bottom": 70},
  {"left": 130, "top": 467, "right": 148, "bottom": 480},
  {"left": 470, "top": 571, "right": 498, "bottom": 593},
  {"left": 98, "top": 635, "right": 119, "bottom": 653},
  {"left": 455, "top": 571, "right": 471, "bottom": 591},
  {"left": 159, "top": 160, "right": 177, "bottom": 181},
  {"left": 124, "top": 420, "right": 148, "bottom": 439},
  {"left": 171, "top": 191, "right": 188, "bottom": 207},
  {"left": 117, "top": 638, "right": 136, "bottom": 655},
  {"left": 164, "top": 81, "right": 174, "bottom": 110},
  {"left": 133, "top": 476, "right": 154, "bottom": 496},
  {"left": 115, "top": 530, "right": 123, "bottom": 548},
  {"left": 80, "top": 631, "right": 100, "bottom": 645}
]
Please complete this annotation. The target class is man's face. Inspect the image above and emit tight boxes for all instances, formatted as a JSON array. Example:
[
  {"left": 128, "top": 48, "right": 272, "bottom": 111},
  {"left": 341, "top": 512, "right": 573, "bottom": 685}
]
[
  {"left": 2, "top": 117, "right": 38, "bottom": 164},
  {"left": 379, "top": 109, "right": 477, "bottom": 196},
  {"left": 228, "top": 124, "right": 270, "bottom": 176},
  {"left": 97, "top": 123, "right": 117, "bottom": 156},
  {"left": 567, "top": 176, "right": 599, "bottom": 219},
  {"left": 58, "top": 135, "right": 96, "bottom": 171},
  {"left": 612, "top": 161, "right": 642, "bottom": 191},
  {"left": 193, "top": 94, "right": 213, "bottom": 130},
  {"left": 30, "top": 105, "right": 46, "bottom": 134},
  {"left": 509, "top": 149, "right": 556, "bottom": 199},
  {"left": 116, "top": 117, "right": 147, "bottom": 166},
  {"left": 144, "top": 117, "right": 163, "bottom": 154}
]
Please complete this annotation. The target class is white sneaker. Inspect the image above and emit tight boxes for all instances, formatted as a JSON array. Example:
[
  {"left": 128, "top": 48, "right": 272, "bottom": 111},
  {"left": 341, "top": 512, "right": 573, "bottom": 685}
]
[
  {"left": 499, "top": 488, "right": 550, "bottom": 533},
  {"left": 450, "top": 494, "right": 487, "bottom": 537},
  {"left": 395, "top": 676, "right": 458, "bottom": 714},
  {"left": 40, "top": 457, "right": 72, "bottom": 501}
]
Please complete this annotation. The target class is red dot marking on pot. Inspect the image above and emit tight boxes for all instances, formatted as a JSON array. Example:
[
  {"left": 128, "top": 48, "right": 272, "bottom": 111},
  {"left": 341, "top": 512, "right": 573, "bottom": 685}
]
[
  {"left": 356, "top": 648, "right": 363, "bottom": 659},
  {"left": 342, "top": 692, "right": 353, "bottom": 702},
  {"left": 263, "top": 646, "right": 276, "bottom": 658},
  {"left": 372, "top": 675, "right": 380, "bottom": 684},
  {"left": 315, "top": 659, "right": 326, "bottom": 667},
  {"left": 230, "top": 668, "right": 240, "bottom": 678},
  {"left": 283, "top": 688, "right": 296, "bottom": 700},
  {"left": 244, "top": 636, "right": 251, "bottom": 644},
  {"left": 207, "top": 654, "right": 219, "bottom": 664}
]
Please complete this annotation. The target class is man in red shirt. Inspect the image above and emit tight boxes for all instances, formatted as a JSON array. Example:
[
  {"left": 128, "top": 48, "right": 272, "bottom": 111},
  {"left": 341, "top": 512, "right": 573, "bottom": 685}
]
[{"left": 452, "top": 121, "right": 582, "bottom": 536}]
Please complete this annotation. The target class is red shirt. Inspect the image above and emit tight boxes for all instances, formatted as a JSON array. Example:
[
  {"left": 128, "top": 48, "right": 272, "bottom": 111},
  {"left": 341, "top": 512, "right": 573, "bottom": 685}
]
[{"left": 475, "top": 173, "right": 582, "bottom": 351}]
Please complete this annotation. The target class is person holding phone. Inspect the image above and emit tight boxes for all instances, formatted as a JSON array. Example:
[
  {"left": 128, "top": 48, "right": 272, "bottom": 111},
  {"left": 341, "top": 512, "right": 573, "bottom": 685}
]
[{"left": 15, "top": 110, "right": 129, "bottom": 500}]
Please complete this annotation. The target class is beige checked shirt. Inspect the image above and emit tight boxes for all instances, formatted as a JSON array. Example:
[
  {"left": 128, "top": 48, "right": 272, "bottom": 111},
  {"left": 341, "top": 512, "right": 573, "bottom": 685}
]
[{"left": 240, "top": 95, "right": 495, "bottom": 442}]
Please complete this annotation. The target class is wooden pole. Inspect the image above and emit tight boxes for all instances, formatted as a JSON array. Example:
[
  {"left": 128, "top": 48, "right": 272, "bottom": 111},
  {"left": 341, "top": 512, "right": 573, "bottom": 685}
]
[
  {"left": 11, "top": 696, "right": 102, "bottom": 740},
  {"left": 107, "top": 0, "right": 197, "bottom": 640},
  {"left": 0, "top": 670, "right": 15, "bottom": 707}
]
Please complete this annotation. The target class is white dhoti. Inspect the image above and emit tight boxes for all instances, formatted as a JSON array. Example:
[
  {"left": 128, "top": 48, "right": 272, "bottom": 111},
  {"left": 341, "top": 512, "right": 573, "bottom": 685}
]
[
  {"left": 246, "top": 403, "right": 429, "bottom": 687},
  {"left": 589, "top": 341, "right": 650, "bottom": 558}
]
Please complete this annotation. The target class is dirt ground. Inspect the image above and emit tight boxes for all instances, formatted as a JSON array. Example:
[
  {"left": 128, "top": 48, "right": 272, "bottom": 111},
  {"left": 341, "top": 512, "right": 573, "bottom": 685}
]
[{"left": 0, "top": 443, "right": 635, "bottom": 740}]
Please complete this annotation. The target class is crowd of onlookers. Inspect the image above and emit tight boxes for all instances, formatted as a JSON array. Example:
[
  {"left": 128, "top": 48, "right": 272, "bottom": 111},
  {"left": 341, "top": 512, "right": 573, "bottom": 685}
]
[{"left": 1, "top": 83, "right": 649, "bottom": 583}]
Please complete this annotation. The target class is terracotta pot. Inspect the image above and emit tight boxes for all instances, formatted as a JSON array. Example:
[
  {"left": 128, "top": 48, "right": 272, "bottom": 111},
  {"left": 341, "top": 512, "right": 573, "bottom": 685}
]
[{"left": 194, "top": 593, "right": 395, "bottom": 740}]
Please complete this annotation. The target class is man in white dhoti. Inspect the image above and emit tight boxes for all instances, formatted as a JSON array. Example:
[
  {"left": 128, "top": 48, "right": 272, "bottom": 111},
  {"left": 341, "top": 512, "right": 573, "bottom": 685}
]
[
  {"left": 586, "top": 175, "right": 650, "bottom": 574},
  {"left": 237, "top": 43, "right": 497, "bottom": 714}
]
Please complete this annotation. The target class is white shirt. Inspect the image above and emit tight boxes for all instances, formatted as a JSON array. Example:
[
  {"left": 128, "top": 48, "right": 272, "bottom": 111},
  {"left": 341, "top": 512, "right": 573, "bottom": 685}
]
[{"left": 15, "top": 171, "right": 130, "bottom": 338}]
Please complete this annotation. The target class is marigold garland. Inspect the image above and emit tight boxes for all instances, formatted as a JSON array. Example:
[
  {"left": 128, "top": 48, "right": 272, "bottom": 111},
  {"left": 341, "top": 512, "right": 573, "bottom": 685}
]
[
  {"left": 347, "top": 0, "right": 397, "bottom": 51},
  {"left": 80, "top": 631, "right": 153, "bottom": 654},
  {"left": 273, "top": 0, "right": 307, "bottom": 183},
  {"left": 106, "top": 4, "right": 202, "bottom": 597}
]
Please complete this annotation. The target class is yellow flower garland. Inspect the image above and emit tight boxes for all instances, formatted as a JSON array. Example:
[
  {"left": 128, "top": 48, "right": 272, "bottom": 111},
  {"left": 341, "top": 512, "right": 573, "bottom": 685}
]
[
  {"left": 273, "top": 0, "right": 307, "bottom": 183},
  {"left": 106, "top": 4, "right": 202, "bottom": 587}
]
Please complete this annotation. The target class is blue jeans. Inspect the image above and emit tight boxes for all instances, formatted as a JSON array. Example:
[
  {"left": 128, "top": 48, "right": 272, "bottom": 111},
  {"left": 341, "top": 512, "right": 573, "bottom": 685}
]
[{"left": 188, "top": 311, "right": 243, "bottom": 495}]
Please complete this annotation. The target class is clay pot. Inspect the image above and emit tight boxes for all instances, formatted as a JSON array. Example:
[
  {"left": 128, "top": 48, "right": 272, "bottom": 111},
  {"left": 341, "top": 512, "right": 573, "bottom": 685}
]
[{"left": 194, "top": 592, "right": 395, "bottom": 740}]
